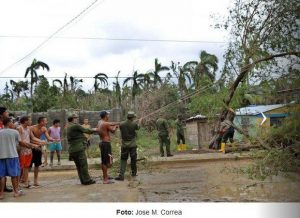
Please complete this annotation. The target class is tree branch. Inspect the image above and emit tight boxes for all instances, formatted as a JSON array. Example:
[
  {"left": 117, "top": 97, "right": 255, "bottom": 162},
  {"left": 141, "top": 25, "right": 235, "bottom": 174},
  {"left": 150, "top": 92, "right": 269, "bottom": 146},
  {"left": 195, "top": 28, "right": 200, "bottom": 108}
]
[{"left": 225, "top": 51, "right": 300, "bottom": 106}]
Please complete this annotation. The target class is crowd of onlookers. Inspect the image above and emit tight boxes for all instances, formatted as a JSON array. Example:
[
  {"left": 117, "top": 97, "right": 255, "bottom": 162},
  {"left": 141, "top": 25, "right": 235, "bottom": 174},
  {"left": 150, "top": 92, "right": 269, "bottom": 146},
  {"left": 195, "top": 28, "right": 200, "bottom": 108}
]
[
  {"left": 0, "top": 106, "right": 69, "bottom": 199},
  {"left": 0, "top": 106, "right": 144, "bottom": 200}
]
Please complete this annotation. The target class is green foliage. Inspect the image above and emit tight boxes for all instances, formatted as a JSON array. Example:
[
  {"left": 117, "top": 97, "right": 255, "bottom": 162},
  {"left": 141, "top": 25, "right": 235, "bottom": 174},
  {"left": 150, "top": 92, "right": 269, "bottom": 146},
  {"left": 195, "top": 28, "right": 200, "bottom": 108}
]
[
  {"left": 233, "top": 106, "right": 300, "bottom": 180},
  {"left": 33, "top": 76, "right": 59, "bottom": 112},
  {"left": 266, "top": 107, "right": 300, "bottom": 147},
  {"left": 25, "top": 58, "right": 50, "bottom": 98},
  {"left": 148, "top": 58, "right": 170, "bottom": 87},
  {"left": 188, "top": 86, "right": 245, "bottom": 118},
  {"left": 237, "top": 149, "right": 300, "bottom": 180},
  {"left": 218, "top": 0, "right": 299, "bottom": 83},
  {"left": 193, "top": 51, "right": 218, "bottom": 89}
]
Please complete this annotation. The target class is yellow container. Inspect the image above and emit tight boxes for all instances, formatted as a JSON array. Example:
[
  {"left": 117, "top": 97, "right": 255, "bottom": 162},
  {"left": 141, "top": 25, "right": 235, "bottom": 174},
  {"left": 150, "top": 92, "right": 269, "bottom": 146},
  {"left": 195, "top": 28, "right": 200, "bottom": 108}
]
[
  {"left": 181, "top": 144, "right": 187, "bottom": 151},
  {"left": 177, "top": 144, "right": 182, "bottom": 151},
  {"left": 219, "top": 142, "right": 226, "bottom": 152}
]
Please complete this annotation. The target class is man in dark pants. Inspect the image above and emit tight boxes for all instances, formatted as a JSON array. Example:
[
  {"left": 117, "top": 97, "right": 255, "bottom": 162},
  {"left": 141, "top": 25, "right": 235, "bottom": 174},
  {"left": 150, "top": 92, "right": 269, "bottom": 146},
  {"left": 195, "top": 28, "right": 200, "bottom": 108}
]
[
  {"left": 67, "top": 114, "right": 96, "bottom": 185},
  {"left": 115, "top": 112, "right": 141, "bottom": 181},
  {"left": 98, "top": 111, "right": 118, "bottom": 184},
  {"left": 156, "top": 116, "right": 173, "bottom": 157},
  {"left": 175, "top": 115, "right": 185, "bottom": 150}
]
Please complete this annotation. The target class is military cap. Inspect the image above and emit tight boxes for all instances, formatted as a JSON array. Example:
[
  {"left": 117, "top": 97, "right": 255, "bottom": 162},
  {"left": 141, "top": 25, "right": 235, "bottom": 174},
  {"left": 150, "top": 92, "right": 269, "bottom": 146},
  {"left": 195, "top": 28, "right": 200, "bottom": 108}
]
[{"left": 127, "top": 111, "right": 136, "bottom": 119}]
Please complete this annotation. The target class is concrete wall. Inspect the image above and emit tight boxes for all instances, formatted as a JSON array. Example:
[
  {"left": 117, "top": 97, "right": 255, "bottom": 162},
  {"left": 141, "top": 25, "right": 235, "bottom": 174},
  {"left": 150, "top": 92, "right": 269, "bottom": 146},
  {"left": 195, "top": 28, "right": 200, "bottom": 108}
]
[
  {"left": 186, "top": 122, "right": 198, "bottom": 147},
  {"left": 234, "top": 116, "right": 258, "bottom": 141},
  {"left": 10, "top": 108, "right": 122, "bottom": 151},
  {"left": 186, "top": 119, "right": 214, "bottom": 148}
]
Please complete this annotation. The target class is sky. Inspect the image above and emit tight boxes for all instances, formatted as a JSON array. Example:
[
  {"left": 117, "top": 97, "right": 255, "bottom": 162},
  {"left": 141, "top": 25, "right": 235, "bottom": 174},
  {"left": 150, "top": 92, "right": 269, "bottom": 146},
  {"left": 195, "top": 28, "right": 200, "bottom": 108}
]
[{"left": 0, "top": 0, "right": 232, "bottom": 92}]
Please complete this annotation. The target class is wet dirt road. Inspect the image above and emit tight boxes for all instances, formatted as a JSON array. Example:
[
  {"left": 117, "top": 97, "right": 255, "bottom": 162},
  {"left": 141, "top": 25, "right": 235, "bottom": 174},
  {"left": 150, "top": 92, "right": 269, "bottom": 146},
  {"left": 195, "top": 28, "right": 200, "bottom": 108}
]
[{"left": 2, "top": 160, "right": 300, "bottom": 202}]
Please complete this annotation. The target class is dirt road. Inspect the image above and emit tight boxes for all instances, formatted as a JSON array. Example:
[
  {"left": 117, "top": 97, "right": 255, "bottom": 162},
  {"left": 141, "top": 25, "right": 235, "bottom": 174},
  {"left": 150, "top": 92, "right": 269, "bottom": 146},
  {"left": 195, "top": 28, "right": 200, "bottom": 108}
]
[{"left": 2, "top": 160, "right": 300, "bottom": 202}]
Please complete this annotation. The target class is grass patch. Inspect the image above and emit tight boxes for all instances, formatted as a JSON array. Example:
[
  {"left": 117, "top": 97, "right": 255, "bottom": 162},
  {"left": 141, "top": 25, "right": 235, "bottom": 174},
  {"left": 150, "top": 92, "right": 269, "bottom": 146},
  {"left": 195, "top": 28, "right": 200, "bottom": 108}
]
[
  {"left": 229, "top": 149, "right": 300, "bottom": 180},
  {"left": 60, "top": 127, "right": 180, "bottom": 161}
]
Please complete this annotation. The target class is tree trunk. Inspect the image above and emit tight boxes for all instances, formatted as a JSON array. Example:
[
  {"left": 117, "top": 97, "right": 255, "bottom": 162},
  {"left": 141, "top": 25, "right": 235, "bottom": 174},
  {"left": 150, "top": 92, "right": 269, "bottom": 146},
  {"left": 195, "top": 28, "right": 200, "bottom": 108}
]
[{"left": 210, "top": 51, "right": 300, "bottom": 149}]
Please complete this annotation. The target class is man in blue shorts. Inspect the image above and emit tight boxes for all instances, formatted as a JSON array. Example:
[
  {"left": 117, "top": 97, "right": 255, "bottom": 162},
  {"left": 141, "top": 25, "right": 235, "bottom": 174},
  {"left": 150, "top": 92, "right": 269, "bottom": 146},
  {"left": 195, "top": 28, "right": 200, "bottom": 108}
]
[
  {"left": 48, "top": 119, "right": 62, "bottom": 166},
  {"left": 0, "top": 117, "right": 26, "bottom": 199}
]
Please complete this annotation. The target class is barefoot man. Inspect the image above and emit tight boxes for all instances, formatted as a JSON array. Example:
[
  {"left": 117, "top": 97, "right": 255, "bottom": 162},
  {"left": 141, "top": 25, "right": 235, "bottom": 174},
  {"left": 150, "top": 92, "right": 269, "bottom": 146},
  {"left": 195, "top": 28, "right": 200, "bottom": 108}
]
[
  {"left": 98, "top": 111, "right": 118, "bottom": 184},
  {"left": 30, "top": 117, "right": 54, "bottom": 187},
  {"left": 17, "top": 116, "right": 40, "bottom": 188}
]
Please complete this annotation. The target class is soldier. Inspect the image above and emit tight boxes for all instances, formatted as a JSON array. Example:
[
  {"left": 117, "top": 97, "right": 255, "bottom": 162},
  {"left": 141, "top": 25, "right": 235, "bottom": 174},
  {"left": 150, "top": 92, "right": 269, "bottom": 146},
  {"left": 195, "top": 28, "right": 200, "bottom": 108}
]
[
  {"left": 156, "top": 116, "right": 173, "bottom": 157},
  {"left": 67, "top": 114, "right": 96, "bottom": 185},
  {"left": 115, "top": 112, "right": 141, "bottom": 181},
  {"left": 175, "top": 115, "right": 186, "bottom": 150},
  {"left": 81, "top": 118, "right": 92, "bottom": 158}
]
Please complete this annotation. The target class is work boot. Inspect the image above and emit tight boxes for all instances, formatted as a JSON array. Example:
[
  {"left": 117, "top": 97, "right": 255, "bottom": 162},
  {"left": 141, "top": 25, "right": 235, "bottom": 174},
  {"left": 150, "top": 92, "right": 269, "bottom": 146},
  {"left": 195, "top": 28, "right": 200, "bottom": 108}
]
[
  {"left": 83, "top": 179, "right": 96, "bottom": 185},
  {"left": 115, "top": 176, "right": 124, "bottom": 181},
  {"left": 167, "top": 154, "right": 174, "bottom": 157}
]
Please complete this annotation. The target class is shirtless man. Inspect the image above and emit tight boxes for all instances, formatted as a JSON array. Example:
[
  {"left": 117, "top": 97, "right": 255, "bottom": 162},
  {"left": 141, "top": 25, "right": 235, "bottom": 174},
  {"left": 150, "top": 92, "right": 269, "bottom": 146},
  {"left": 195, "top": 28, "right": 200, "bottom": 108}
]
[
  {"left": 98, "top": 111, "right": 118, "bottom": 184},
  {"left": 30, "top": 117, "right": 54, "bottom": 187},
  {"left": 17, "top": 116, "right": 40, "bottom": 188}
]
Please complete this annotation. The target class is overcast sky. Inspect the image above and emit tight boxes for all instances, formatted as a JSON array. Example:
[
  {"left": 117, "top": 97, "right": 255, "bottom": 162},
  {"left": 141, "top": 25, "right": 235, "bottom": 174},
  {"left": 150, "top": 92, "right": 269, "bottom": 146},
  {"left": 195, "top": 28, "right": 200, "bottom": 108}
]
[{"left": 0, "top": 0, "right": 232, "bottom": 92}]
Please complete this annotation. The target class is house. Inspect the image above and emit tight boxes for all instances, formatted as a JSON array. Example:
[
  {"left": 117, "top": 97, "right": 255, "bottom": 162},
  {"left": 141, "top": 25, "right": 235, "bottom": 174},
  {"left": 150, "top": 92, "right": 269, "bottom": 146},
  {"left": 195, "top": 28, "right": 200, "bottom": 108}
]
[{"left": 234, "top": 104, "right": 291, "bottom": 140}]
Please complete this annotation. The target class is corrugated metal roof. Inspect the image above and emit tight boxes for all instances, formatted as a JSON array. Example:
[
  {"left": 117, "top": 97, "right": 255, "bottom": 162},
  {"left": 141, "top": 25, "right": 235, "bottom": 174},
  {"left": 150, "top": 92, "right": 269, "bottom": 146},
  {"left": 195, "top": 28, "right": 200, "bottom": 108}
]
[
  {"left": 186, "top": 114, "right": 207, "bottom": 122},
  {"left": 235, "top": 104, "right": 286, "bottom": 116}
]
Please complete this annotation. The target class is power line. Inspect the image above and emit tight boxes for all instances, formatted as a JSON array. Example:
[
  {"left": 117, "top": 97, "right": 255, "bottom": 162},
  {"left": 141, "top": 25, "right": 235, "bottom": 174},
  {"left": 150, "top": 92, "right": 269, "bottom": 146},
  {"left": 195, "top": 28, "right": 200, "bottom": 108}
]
[
  {"left": 0, "top": 76, "right": 179, "bottom": 79},
  {"left": 0, "top": 35, "right": 227, "bottom": 44},
  {"left": 0, "top": 0, "right": 104, "bottom": 76},
  {"left": 139, "top": 82, "right": 218, "bottom": 120}
]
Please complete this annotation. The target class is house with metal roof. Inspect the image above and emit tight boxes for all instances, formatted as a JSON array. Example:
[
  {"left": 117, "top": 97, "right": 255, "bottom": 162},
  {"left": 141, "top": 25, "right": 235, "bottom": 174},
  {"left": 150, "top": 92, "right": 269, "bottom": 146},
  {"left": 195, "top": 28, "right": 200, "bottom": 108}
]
[{"left": 234, "top": 104, "right": 290, "bottom": 140}]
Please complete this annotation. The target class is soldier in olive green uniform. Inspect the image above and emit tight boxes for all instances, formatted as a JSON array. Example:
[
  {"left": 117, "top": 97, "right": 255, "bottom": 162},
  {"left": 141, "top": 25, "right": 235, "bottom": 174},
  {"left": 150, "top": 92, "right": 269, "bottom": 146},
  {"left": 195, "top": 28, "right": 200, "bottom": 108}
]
[
  {"left": 115, "top": 112, "right": 140, "bottom": 181},
  {"left": 156, "top": 117, "right": 173, "bottom": 157},
  {"left": 67, "top": 114, "right": 96, "bottom": 185},
  {"left": 175, "top": 115, "right": 185, "bottom": 148}
]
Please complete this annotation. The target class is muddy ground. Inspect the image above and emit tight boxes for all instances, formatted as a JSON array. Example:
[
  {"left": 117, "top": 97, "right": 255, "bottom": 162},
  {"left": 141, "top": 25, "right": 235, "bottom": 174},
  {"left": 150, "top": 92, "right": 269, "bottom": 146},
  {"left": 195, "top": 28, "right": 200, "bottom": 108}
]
[{"left": 1, "top": 159, "right": 300, "bottom": 202}]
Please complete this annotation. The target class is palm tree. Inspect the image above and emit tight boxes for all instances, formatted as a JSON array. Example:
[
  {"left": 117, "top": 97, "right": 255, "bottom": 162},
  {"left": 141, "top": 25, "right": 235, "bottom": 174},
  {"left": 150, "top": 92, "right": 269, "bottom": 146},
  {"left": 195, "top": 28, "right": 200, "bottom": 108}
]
[
  {"left": 141, "top": 72, "right": 153, "bottom": 90},
  {"left": 10, "top": 80, "right": 29, "bottom": 99},
  {"left": 4, "top": 82, "right": 9, "bottom": 95},
  {"left": 113, "top": 71, "right": 122, "bottom": 108},
  {"left": 94, "top": 73, "right": 108, "bottom": 92},
  {"left": 1, "top": 82, "right": 12, "bottom": 102},
  {"left": 171, "top": 61, "right": 195, "bottom": 98},
  {"left": 70, "top": 76, "right": 83, "bottom": 92},
  {"left": 25, "top": 58, "right": 50, "bottom": 98},
  {"left": 148, "top": 58, "right": 170, "bottom": 88},
  {"left": 193, "top": 50, "right": 218, "bottom": 89},
  {"left": 52, "top": 79, "right": 63, "bottom": 88},
  {"left": 123, "top": 71, "right": 144, "bottom": 110}
]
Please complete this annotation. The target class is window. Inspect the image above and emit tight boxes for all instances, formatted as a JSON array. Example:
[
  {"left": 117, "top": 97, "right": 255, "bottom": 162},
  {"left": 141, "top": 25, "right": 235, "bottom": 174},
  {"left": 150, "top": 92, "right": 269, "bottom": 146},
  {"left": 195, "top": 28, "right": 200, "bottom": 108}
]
[
  {"left": 241, "top": 117, "right": 250, "bottom": 127},
  {"left": 270, "top": 117, "right": 284, "bottom": 127}
]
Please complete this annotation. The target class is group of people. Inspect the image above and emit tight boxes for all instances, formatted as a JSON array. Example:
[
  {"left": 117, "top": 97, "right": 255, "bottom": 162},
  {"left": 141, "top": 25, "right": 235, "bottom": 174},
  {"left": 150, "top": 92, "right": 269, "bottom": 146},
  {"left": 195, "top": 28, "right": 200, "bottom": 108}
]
[
  {"left": 0, "top": 106, "right": 64, "bottom": 199},
  {"left": 66, "top": 110, "right": 141, "bottom": 185},
  {"left": 0, "top": 105, "right": 185, "bottom": 200}
]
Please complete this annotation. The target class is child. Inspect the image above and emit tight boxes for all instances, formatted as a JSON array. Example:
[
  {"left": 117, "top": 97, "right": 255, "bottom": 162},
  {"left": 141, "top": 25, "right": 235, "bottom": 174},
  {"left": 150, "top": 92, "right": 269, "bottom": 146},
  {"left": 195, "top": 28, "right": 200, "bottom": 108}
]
[{"left": 48, "top": 119, "right": 62, "bottom": 166}]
